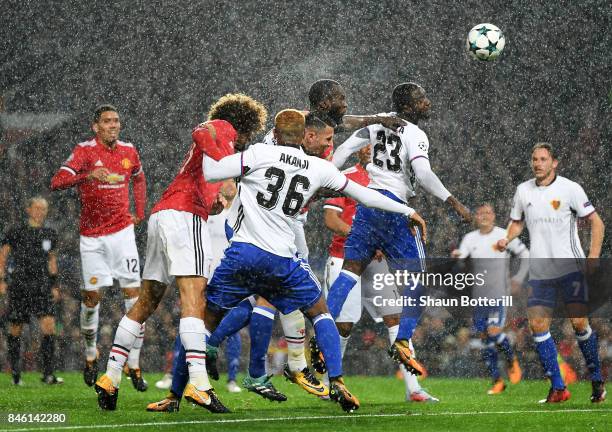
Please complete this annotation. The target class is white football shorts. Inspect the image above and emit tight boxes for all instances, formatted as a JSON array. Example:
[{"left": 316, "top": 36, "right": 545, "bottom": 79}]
[
  {"left": 80, "top": 224, "right": 141, "bottom": 291},
  {"left": 142, "top": 209, "right": 212, "bottom": 285}
]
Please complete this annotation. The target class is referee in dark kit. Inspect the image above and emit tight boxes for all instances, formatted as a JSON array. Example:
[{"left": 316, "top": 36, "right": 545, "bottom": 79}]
[{"left": 0, "top": 196, "right": 63, "bottom": 385}]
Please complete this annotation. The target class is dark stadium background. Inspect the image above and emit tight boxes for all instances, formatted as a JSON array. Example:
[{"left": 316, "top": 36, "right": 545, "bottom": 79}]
[{"left": 0, "top": 0, "right": 609, "bottom": 379}]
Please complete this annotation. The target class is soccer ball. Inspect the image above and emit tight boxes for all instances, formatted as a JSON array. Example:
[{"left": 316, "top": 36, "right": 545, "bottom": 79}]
[{"left": 466, "top": 23, "right": 505, "bottom": 61}]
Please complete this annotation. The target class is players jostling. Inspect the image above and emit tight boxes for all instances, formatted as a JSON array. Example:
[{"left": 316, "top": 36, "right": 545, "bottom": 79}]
[{"left": 3, "top": 81, "right": 606, "bottom": 418}]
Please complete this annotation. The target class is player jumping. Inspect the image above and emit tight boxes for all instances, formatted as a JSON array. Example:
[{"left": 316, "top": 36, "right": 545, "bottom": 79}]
[
  {"left": 201, "top": 109, "right": 427, "bottom": 412},
  {"left": 318, "top": 82, "right": 471, "bottom": 375},
  {"left": 323, "top": 144, "right": 439, "bottom": 402}
]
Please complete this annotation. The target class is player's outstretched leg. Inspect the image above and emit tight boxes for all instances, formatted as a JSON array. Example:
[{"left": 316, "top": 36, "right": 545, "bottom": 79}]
[
  {"left": 95, "top": 315, "right": 141, "bottom": 410},
  {"left": 387, "top": 325, "right": 438, "bottom": 402},
  {"left": 124, "top": 295, "right": 148, "bottom": 392},
  {"left": 309, "top": 311, "right": 359, "bottom": 412},
  {"left": 206, "top": 297, "right": 255, "bottom": 380},
  {"left": 326, "top": 270, "right": 359, "bottom": 319},
  {"left": 281, "top": 310, "right": 329, "bottom": 397}
]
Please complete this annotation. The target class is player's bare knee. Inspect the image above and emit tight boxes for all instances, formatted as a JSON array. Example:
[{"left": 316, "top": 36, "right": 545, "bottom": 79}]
[
  {"left": 40, "top": 316, "right": 56, "bottom": 335},
  {"left": 256, "top": 297, "right": 274, "bottom": 308},
  {"left": 122, "top": 287, "right": 140, "bottom": 299},
  {"left": 81, "top": 290, "right": 100, "bottom": 308},
  {"left": 342, "top": 259, "right": 365, "bottom": 276},
  {"left": 529, "top": 318, "right": 550, "bottom": 334},
  {"left": 336, "top": 322, "right": 353, "bottom": 337},
  {"left": 304, "top": 297, "right": 329, "bottom": 320},
  {"left": 382, "top": 314, "right": 400, "bottom": 328},
  {"left": 570, "top": 317, "right": 589, "bottom": 333},
  {"left": 487, "top": 326, "right": 502, "bottom": 337},
  {"left": 9, "top": 323, "right": 23, "bottom": 337}
]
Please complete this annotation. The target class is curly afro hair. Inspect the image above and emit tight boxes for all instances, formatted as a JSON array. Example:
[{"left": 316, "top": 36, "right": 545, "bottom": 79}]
[{"left": 207, "top": 93, "right": 268, "bottom": 135}]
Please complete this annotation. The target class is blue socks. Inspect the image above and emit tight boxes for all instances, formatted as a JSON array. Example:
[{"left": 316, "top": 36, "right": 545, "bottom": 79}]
[
  {"left": 225, "top": 333, "right": 242, "bottom": 382},
  {"left": 170, "top": 333, "right": 189, "bottom": 398},
  {"left": 533, "top": 331, "right": 565, "bottom": 390},
  {"left": 208, "top": 298, "right": 254, "bottom": 348},
  {"left": 483, "top": 336, "right": 500, "bottom": 380},
  {"left": 575, "top": 326, "right": 602, "bottom": 382},
  {"left": 397, "top": 283, "right": 425, "bottom": 341},
  {"left": 248, "top": 305, "right": 276, "bottom": 378},
  {"left": 496, "top": 333, "right": 515, "bottom": 362},
  {"left": 313, "top": 313, "right": 342, "bottom": 378},
  {"left": 327, "top": 271, "right": 358, "bottom": 319}
]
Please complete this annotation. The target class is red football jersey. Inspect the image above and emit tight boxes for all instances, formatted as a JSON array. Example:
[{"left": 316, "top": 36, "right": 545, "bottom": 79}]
[
  {"left": 57, "top": 138, "right": 144, "bottom": 237},
  {"left": 323, "top": 163, "right": 370, "bottom": 258},
  {"left": 152, "top": 120, "right": 237, "bottom": 220}
]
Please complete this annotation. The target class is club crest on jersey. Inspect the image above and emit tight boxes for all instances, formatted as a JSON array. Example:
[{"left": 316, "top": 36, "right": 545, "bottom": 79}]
[
  {"left": 89, "top": 276, "right": 98, "bottom": 285},
  {"left": 551, "top": 200, "right": 561, "bottom": 210},
  {"left": 42, "top": 239, "right": 52, "bottom": 251},
  {"left": 418, "top": 141, "right": 428, "bottom": 152},
  {"left": 121, "top": 158, "right": 132, "bottom": 169}
]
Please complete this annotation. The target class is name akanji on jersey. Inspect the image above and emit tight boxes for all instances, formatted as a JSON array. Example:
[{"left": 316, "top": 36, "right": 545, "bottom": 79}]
[{"left": 51, "top": 137, "right": 145, "bottom": 237}]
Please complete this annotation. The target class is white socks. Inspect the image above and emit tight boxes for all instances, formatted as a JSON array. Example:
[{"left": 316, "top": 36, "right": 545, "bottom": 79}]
[
  {"left": 280, "top": 310, "right": 308, "bottom": 372},
  {"left": 339, "top": 334, "right": 350, "bottom": 359},
  {"left": 180, "top": 317, "right": 211, "bottom": 391},
  {"left": 80, "top": 303, "right": 100, "bottom": 361},
  {"left": 388, "top": 324, "right": 420, "bottom": 395},
  {"left": 106, "top": 316, "right": 141, "bottom": 387},
  {"left": 124, "top": 297, "right": 144, "bottom": 369}
]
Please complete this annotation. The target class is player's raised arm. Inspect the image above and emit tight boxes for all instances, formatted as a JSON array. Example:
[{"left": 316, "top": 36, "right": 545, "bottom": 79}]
[
  {"left": 410, "top": 155, "right": 471, "bottom": 222},
  {"left": 340, "top": 114, "right": 407, "bottom": 133},
  {"left": 332, "top": 128, "right": 370, "bottom": 169}
]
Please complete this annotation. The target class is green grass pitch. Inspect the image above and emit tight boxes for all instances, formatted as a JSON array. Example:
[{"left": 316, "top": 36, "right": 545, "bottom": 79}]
[{"left": 0, "top": 372, "right": 609, "bottom": 431}]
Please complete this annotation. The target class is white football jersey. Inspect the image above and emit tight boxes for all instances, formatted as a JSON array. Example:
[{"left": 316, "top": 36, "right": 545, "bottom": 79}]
[
  {"left": 510, "top": 175, "right": 595, "bottom": 279},
  {"left": 231, "top": 143, "right": 348, "bottom": 257},
  {"left": 206, "top": 208, "right": 230, "bottom": 276},
  {"left": 457, "top": 226, "right": 528, "bottom": 298},
  {"left": 262, "top": 129, "right": 277, "bottom": 146},
  {"left": 342, "top": 112, "right": 429, "bottom": 202}
]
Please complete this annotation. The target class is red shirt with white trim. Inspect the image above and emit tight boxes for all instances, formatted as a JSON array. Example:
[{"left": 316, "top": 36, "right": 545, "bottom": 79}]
[
  {"left": 58, "top": 138, "right": 144, "bottom": 236},
  {"left": 151, "top": 120, "right": 237, "bottom": 220},
  {"left": 323, "top": 163, "right": 370, "bottom": 258}
]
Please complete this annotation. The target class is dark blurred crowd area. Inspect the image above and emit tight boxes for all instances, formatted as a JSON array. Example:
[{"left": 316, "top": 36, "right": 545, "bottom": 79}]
[{"left": 0, "top": 0, "right": 609, "bottom": 379}]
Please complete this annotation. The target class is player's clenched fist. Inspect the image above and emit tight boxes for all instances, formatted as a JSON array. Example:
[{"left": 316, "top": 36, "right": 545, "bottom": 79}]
[
  {"left": 87, "top": 167, "right": 111, "bottom": 182},
  {"left": 495, "top": 238, "right": 508, "bottom": 252},
  {"left": 408, "top": 212, "right": 427, "bottom": 244}
]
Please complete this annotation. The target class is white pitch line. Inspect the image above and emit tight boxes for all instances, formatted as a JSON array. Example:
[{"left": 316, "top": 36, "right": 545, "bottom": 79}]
[{"left": 1, "top": 409, "right": 610, "bottom": 432}]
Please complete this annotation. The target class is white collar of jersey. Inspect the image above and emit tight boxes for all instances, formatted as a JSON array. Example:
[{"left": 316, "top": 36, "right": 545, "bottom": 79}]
[{"left": 535, "top": 175, "right": 558, "bottom": 188}]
